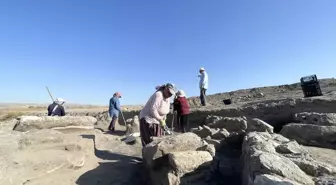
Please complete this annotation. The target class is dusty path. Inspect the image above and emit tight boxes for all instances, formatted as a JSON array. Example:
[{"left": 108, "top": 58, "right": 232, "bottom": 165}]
[{"left": 0, "top": 122, "right": 145, "bottom": 185}]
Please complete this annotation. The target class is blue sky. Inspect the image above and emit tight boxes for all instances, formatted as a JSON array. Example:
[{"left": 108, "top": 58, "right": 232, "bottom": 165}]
[{"left": 0, "top": 0, "right": 335, "bottom": 105}]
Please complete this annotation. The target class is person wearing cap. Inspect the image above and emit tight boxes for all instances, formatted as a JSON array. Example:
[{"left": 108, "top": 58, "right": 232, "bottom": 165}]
[
  {"left": 198, "top": 67, "right": 209, "bottom": 106},
  {"left": 47, "top": 98, "right": 66, "bottom": 116},
  {"left": 139, "top": 83, "right": 176, "bottom": 146},
  {"left": 173, "top": 90, "right": 190, "bottom": 133},
  {"left": 108, "top": 92, "right": 122, "bottom": 132}
]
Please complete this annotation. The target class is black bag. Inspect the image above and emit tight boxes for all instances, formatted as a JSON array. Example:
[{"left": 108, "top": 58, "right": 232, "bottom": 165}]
[{"left": 223, "top": 99, "right": 232, "bottom": 105}]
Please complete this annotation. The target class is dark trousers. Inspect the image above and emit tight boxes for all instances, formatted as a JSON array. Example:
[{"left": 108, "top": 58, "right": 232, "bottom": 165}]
[
  {"left": 108, "top": 115, "right": 118, "bottom": 131},
  {"left": 178, "top": 114, "right": 188, "bottom": 133},
  {"left": 200, "top": 88, "right": 207, "bottom": 106},
  {"left": 140, "top": 118, "right": 163, "bottom": 147}
]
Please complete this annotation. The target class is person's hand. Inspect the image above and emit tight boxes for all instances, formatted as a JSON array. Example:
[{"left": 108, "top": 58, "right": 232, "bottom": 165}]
[{"left": 160, "top": 119, "right": 166, "bottom": 127}]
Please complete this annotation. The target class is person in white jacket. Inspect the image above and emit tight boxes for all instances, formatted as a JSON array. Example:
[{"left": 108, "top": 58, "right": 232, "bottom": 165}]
[{"left": 198, "top": 67, "right": 208, "bottom": 106}]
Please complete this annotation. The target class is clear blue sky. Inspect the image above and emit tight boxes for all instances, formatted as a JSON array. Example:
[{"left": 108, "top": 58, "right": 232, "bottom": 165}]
[{"left": 0, "top": 0, "right": 335, "bottom": 105}]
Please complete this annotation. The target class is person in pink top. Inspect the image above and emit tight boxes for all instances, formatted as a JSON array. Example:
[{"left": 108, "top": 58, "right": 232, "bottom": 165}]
[{"left": 139, "top": 83, "right": 176, "bottom": 146}]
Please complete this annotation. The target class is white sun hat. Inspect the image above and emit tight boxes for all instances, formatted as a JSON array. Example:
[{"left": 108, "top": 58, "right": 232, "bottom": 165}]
[
  {"left": 55, "top": 98, "right": 65, "bottom": 105},
  {"left": 177, "top": 90, "right": 186, "bottom": 97}
]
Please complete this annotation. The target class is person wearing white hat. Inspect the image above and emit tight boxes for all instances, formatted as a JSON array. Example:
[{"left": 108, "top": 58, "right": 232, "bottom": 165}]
[
  {"left": 47, "top": 98, "right": 66, "bottom": 116},
  {"left": 198, "top": 67, "right": 208, "bottom": 106},
  {"left": 139, "top": 83, "right": 176, "bottom": 146},
  {"left": 173, "top": 90, "right": 190, "bottom": 133}
]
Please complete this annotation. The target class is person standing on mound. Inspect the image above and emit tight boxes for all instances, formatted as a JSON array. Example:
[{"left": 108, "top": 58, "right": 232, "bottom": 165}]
[{"left": 198, "top": 67, "right": 209, "bottom": 106}]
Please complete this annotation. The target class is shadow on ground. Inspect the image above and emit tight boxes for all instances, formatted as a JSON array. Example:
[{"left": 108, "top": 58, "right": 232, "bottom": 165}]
[{"left": 76, "top": 134, "right": 146, "bottom": 185}]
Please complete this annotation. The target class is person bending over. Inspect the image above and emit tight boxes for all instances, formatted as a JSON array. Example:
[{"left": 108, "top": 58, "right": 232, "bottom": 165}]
[
  {"left": 47, "top": 98, "right": 66, "bottom": 116},
  {"left": 139, "top": 83, "right": 176, "bottom": 146}
]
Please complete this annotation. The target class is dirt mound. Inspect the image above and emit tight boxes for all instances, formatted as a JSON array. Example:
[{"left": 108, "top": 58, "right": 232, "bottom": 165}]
[{"left": 187, "top": 78, "right": 336, "bottom": 108}]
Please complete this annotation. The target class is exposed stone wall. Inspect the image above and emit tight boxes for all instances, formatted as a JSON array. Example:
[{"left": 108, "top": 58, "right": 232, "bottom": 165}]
[
  {"left": 241, "top": 132, "right": 336, "bottom": 185},
  {"left": 166, "top": 97, "right": 336, "bottom": 133},
  {"left": 28, "top": 110, "right": 140, "bottom": 126},
  {"left": 142, "top": 133, "right": 216, "bottom": 185},
  {"left": 24, "top": 97, "right": 336, "bottom": 134}
]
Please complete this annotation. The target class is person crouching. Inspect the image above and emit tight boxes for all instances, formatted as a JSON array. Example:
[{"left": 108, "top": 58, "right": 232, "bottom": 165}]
[
  {"left": 139, "top": 83, "right": 176, "bottom": 147},
  {"left": 173, "top": 90, "right": 190, "bottom": 133},
  {"left": 47, "top": 98, "right": 66, "bottom": 116}
]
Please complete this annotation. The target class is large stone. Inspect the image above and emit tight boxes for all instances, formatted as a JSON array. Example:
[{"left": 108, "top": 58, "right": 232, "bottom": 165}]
[
  {"left": 211, "top": 128, "right": 230, "bottom": 140},
  {"left": 205, "top": 115, "right": 222, "bottom": 125},
  {"left": 242, "top": 132, "right": 314, "bottom": 185},
  {"left": 272, "top": 133, "right": 291, "bottom": 143},
  {"left": 206, "top": 116, "right": 248, "bottom": 132},
  {"left": 280, "top": 123, "right": 336, "bottom": 149},
  {"left": 125, "top": 115, "right": 140, "bottom": 136},
  {"left": 247, "top": 118, "right": 274, "bottom": 133},
  {"left": 289, "top": 157, "right": 336, "bottom": 177},
  {"left": 276, "top": 141, "right": 308, "bottom": 154},
  {"left": 254, "top": 174, "right": 302, "bottom": 185},
  {"left": 144, "top": 134, "right": 214, "bottom": 185},
  {"left": 204, "top": 136, "right": 222, "bottom": 150},
  {"left": 196, "top": 144, "right": 216, "bottom": 157},
  {"left": 142, "top": 133, "right": 204, "bottom": 167},
  {"left": 18, "top": 129, "right": 65, "bottom": 149},
  {"left": 249, "top": 152, "right": 314, "bottom": 184},
  {"left": 242, "top": 132, "right": 277, "bottom": 154},
  {"left": 13, "top": 116, "right": 97, "bottom": 132},
  {"left": 168, "top": 151, "right": 212, "bottom": 175},
  {"left": 294, "top": 112, "right": 336, "bottom": 126},
  {"left": 191, "top": 125, "right": 217, "bottom": 138},
  {"left": 314, "top": 176, "right": 336, "bottom": 185}
]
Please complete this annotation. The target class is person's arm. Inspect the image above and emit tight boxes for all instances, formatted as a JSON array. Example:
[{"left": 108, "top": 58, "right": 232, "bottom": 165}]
[
  {"left": 149, "top": 92, "right": 164, "bottom": 121},
  {"left": 108, "top": 98, "right": 113, "bottom": 116},
  {"left": 47, "top": 105, "right": 51, "bottom": 116},
  {"left": 115, "top": 99, "right": 121, "bottom": 111}
]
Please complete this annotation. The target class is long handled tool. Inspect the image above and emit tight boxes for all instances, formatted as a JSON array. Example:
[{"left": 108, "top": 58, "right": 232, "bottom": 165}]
[
  {"left": 162, "top": 124, "right": 172, "bottom": 135},
  {"left": 120, "top": 110, "right": 129, "bottom": 136},
  {"left": 120, "top": 110, "right": 127, "bottom": 126},
  {"left": 171, "top": 111, "right": 176, "bottom": 132},
  {"left": 45, "top": 86, "right": 54, "bottom": 102}
]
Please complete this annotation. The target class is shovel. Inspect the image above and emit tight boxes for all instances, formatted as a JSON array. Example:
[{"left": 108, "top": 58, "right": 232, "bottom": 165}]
[{"left": 162, "top": 124, "right": 172, "bottom": 135}]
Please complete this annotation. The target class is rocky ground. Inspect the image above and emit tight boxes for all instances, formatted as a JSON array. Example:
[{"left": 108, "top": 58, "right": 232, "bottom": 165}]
[{"left": 1, "top": 78, "right": 336, "bottom": 185}]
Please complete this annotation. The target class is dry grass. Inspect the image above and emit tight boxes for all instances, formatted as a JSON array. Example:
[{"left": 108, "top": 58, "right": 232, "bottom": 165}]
[{"left": 0, "top": 111, "right": 24, "bottom": 121}]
